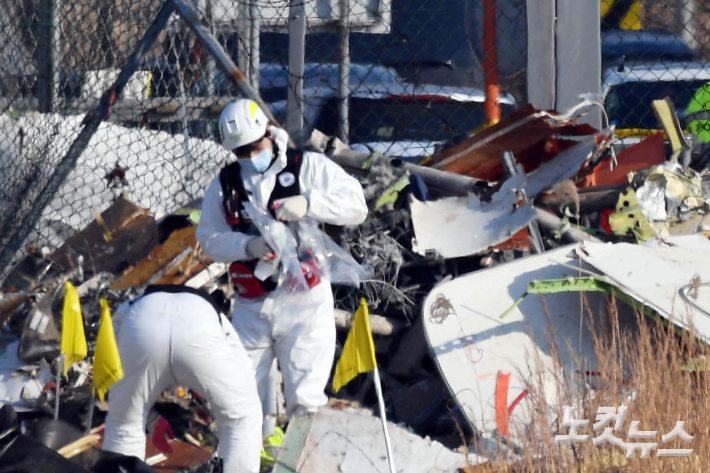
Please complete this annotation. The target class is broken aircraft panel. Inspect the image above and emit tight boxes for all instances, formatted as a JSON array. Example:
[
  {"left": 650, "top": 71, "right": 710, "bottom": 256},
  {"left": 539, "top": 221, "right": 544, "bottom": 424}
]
[
  {"left": 577, "top": 235, "right": 710, "bottom": 345},
  {"left": 422, "top": 245, "right": 608, "bottom": 441},
  {"left": 427, "top": 103, "right": 602, "bottom": 180},
  {"left": 410, "top": 135, "right": 611, "bottom": 258},
  {"left": 410, "top": 172, "right": 535, "bottom": 259}
]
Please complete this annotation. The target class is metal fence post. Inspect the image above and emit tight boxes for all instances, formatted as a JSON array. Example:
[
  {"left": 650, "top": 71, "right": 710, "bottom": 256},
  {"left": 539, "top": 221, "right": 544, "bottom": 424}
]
[
  {"left": 287, "top": 0, "right": 306, "bottom": 139},
  {"left": 37, "top": 0, "right": 61, "bottom": 113},
  {"left": 237, "top": 1, "right": 250, "bottom": 76},
  {"left": 337, "top": 0, "right": 350, "bottom": 144},
  {"left": 679, "top": 0, "right": 698, "bottom": 51}
]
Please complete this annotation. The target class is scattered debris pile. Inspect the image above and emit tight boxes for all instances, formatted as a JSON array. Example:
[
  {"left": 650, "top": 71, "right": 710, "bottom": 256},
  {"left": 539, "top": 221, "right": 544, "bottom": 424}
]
[{"left": 2, "top": 99, "right": 710, "bottom": 471}]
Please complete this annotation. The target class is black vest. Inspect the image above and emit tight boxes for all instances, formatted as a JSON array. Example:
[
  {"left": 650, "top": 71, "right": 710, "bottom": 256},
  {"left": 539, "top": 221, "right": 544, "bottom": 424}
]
[
  {"left": 135, "top": 284, "right": 226, "bottom": 326},
  {"left": 219, "top": 148, "right": 304, "bottom": 232}
]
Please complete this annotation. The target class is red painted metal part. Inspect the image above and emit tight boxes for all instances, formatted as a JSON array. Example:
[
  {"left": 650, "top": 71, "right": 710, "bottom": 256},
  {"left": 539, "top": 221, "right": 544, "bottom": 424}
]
[
  {"left": 483, "top": 0, "right": 501, "bottom": 125},
  {"left": 495, "top": 370, "right": 511, "bottom": 436}
]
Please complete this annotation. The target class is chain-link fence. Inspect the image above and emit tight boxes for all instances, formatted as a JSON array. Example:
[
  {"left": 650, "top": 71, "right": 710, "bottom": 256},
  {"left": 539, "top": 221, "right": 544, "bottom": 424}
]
[
  {"left": 1, "top": 0, "right": 709, "bottom": 282},
  {"left": 0, "top": 0, "right": 529, "bottom": 280},
  {"left": 602, "top": 1, "right": 710, "bottom": 133}
]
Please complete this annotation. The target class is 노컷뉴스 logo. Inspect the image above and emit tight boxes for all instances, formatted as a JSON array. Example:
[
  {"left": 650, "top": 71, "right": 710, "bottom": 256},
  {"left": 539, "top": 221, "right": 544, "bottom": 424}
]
[{"left": 555, "top": 406, "right": 693, "bottom": 458}]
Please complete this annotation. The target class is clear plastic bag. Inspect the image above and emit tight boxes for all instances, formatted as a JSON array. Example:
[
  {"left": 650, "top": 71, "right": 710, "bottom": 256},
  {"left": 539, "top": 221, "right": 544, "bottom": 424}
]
[
  {"left": 242, "top": 201, "right": 308, "bottom": 294},
  {"left": 295, "top": 219, "right": 372, "bottom": 287},
  {"left": 242, "top": 201, "right": 372, "bottom": 320}
]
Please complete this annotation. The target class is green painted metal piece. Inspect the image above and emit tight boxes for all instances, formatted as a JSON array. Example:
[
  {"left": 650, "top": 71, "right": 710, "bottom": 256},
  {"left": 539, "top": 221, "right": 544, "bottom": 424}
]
[
  {"left": 361, "top": 151, "right": 382, "bottom": 170},
  {"left": 500, "top": 277, "right": 666, "bottom": 329},
  {"left": 375, "top": 174, "right": 410, "bottom": 211},
  {"left": 272, "top": 414, "right": 314, "bottom": 473}
]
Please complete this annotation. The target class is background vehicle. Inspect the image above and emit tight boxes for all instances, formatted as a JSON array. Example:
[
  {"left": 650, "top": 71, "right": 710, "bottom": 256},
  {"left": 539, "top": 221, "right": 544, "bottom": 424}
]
[
  {"left": 601, "top": 29, "right": 697, "bottom": 70},
  {"left": 271, "top": 83, "right": 517, "bottom": 161},
  {"left": 602, "top": 61, "right": 710, "bottom": 131},
  {"left": 212, "top": 63, "right": 402, "bottom": 103}
]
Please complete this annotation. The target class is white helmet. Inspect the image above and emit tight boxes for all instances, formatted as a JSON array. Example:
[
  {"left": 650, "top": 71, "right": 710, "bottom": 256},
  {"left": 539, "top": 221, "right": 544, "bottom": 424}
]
[{"left": 219, "top": 99, "right": 268, "bottom": 151}]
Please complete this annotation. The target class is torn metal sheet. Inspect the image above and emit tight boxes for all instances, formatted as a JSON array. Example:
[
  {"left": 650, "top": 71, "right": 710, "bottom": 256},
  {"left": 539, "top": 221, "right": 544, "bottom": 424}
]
[
  {"left": 577, "top": 235, "right": 710, "bottom": 345},
  {"left": 0, "top": 337, "right": 53, "bottom": 410},
  {"left": 17, "top": 285, "right": 63, "bottom": 363},
  {"left": 49, "top": 196, "right": 159, "bottom": 281},
  {"left": 427, "top": 102, "right": 601, "bottom": 180},
  {"left": 2, "top": 251, "right": 55, "bottom": 293},
  {"left": 143, "top": 438, "right": 214, "bottom": 472},
  {"left": 275, "top": 406, "right": 486, "bottom": 473},
  {"left": 422, "top": 246, "right": 608, "bottom": 440},
  {"left": 112, "top": 225, "right": 206, "bottom": 291},
  {"left": 577, "top": 131, "right": 666, "bottom": 187},
  {"left": 524, "top": 134, "right": 609, "bottom": 197},
  {"left": 608, "top": 188, "right": 659, "bottom": 242},
  {"left": 410, "top": 173, "right": 534, "bottom": 258},
  {"left": 632, "top": 162, "right": 708, "bottom": 222},
  {"left": 0, "top": 292, "right": 32, "bottom": 328},
  {"left": 668, "top": 214, "right": 710, "bottom": 235}
]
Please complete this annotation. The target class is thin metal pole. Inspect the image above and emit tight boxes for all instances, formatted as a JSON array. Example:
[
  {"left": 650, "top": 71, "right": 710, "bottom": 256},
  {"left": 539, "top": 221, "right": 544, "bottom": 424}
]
[
  {"left": 373, "top": 368, "right": 396, "bottom": 473},
  {"left": 203, "top": 0, "right": 217, "bottom": 139},
  {"left": 54, "top": 354, "right": 64, "bottom": 420},
  {"left": 0, "top": 0, "right": 175, "bottom": 274},
  {"left": 249, "top": 0, "right": 260, "bottom": 88},
  {"left": 177, "top": 66, "right": 192, "bottom": 165},
  {"left": 52, "top": 0, "right": 62, "bottom": 111},
  {"left": 502, "top": 151, "right": 544, "bottom": 253},
  {"left": 287, "top": 0, "right": 306, "bottom": 139},
  {"left": 337, "top": 0, "right": 350, "bottom": 143},
  {"left": 85, "top": 392, "right": 95, "bottom": 433}
]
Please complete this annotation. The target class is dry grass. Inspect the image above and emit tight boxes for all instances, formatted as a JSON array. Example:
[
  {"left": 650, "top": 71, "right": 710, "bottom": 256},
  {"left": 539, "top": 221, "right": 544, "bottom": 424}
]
[{"left": 466, "top": 293, "right": 709, "bottom": 473}]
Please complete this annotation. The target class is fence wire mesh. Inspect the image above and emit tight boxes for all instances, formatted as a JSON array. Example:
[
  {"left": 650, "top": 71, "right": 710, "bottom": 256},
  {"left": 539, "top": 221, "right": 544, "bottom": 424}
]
[{"left": 0, "top": 0, "right": 708, "bottom": 283}]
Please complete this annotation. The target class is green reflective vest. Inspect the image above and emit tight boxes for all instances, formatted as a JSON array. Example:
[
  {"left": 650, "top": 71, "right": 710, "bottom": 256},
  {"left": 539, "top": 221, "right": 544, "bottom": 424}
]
[{"left": 686, "top": 82, "right": 710, "bottom": 143}]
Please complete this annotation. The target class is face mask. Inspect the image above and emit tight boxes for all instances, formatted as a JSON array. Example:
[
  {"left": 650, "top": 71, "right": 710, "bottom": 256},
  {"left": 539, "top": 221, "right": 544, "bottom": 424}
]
[{"left": 241, "top": 148, "right": 273, "bottom": 173}]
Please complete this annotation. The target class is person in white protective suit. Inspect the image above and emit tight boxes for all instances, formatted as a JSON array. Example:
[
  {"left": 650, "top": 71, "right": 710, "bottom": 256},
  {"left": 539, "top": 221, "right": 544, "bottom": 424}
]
[
  {"left": 102, "top": 285, "right": 263, "bottom": 473},
  {"left": 196, "top": 98, "right": 368, "bottom": 437}
]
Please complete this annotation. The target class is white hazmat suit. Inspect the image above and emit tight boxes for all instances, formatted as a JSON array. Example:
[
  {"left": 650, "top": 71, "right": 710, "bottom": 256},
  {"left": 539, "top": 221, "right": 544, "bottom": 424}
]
[
  {"left": 196, "top": 129, "right": 367, "bottom": 433},
  {"left": 102, "top": 290, "right": 263, "bottom": 473}
]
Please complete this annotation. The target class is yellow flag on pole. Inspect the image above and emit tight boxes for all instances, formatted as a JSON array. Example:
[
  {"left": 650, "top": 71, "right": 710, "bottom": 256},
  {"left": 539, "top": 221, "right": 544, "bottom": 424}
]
[
  {"left": 93, "top": 299, "right": 124, "bottom": 401},
  {"left": 61, "top": 281, "right": 87, "bottom": 376},
  {"left": 332, "top": 298, "right": 377, "bottom": 393}
]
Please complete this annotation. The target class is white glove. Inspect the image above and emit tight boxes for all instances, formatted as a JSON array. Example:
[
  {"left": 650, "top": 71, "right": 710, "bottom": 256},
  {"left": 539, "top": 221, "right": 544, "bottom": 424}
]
[
  {"left": 272, "top": 195, "right": 309, "bottom": 222},
  {"left": 246, "top": 236, "right": 275, "bottom": 260}
]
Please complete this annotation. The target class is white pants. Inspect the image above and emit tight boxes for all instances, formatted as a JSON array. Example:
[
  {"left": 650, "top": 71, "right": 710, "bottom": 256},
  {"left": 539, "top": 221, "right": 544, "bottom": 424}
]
[
  {"left": 102, "top": 292, "right": 262, "bottom": 473},
  {"left": 232, "top": 281, "right": 336, "bottom": 436}
]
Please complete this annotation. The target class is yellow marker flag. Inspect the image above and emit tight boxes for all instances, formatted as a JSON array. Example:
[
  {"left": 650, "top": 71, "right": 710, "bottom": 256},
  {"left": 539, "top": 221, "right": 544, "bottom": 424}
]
[
  {"left": 333, "top": 298, "right": 377, "bottom": 393},
  {"left": 93, "top": 299, "right": 124, "bottom": 401},
  {"left": 61, "top": 281, "right": 87, "bottom": 376}
]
